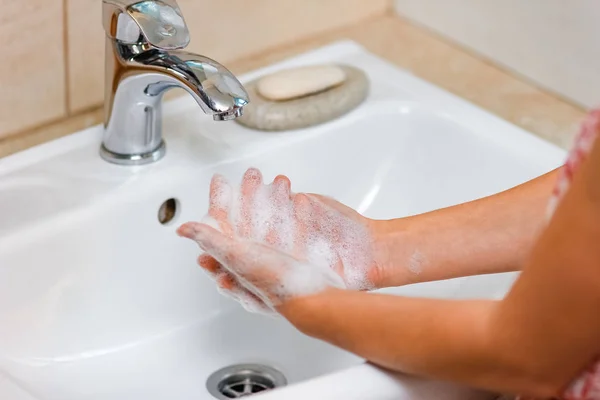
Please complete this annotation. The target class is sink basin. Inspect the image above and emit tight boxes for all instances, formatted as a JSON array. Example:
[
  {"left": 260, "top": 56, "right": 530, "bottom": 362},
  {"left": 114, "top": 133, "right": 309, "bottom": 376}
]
[{"left": 0, "top": 41, "right": 566, "bottom": 400}]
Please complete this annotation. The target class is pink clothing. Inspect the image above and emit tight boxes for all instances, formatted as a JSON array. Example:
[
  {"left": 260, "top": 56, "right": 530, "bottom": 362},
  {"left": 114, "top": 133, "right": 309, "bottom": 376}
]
[
  {"left": 547, "top": 109, "right": 600, "bottom": 216},
  {"left": 564, "top": 358, "right": 600, "bottom": 400},
  {"left": 524, "top": 109, "right": 600, "bottom": 400},
  {"left": 553, "top": 109, "right": 600, "bottom": 400}
]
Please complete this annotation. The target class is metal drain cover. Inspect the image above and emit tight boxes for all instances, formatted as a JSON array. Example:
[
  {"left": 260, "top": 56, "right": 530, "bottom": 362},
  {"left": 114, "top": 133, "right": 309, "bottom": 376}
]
[{"left": 206, "top": 364, "right": 287, "bottom": 399}]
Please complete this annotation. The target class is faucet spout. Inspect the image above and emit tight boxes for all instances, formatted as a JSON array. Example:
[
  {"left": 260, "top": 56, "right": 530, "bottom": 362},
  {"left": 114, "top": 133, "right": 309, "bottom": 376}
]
[
  {"left": 142, "top": 49, "right": 249, "bottom": 117},
  {"left": 100, "top": 0, "right": 249, "bottom": 166}
]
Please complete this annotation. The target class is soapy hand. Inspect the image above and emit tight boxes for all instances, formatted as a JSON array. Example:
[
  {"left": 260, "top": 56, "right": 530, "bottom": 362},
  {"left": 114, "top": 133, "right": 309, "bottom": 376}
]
[
  {"left": 177, "top": 168, "right": 382, "bottom": 313},
  {"left": 180, "top": 223, "right": 347, "bottom": 310}
]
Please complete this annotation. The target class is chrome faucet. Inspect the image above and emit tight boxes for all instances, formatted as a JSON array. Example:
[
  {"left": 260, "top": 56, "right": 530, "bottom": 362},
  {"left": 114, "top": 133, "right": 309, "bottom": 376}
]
[{"left": 101, "top": 0, "right": 249, "bottom": 165}]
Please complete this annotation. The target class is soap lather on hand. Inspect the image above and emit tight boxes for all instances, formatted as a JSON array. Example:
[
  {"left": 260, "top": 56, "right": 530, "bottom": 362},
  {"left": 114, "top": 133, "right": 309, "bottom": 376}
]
[{"left": 177, "top": 168, "right": 381, "bottom": 315}]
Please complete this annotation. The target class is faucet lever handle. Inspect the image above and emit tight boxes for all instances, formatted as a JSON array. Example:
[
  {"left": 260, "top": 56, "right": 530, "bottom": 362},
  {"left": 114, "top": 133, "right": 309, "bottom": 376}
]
[{"left": 103, "top": 0, "right": 190, "bottom": 50}]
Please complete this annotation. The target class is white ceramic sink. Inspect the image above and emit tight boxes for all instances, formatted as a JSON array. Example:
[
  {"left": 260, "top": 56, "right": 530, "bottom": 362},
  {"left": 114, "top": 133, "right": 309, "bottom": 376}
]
[{"left": 0, "top": 41, "right": 566, "bottom": 400}]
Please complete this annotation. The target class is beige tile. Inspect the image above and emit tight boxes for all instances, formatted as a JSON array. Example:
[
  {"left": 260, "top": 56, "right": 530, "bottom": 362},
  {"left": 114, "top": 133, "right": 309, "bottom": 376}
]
[
  {"left": 0, "top": 0, "right": 66, "bottom": 139},
  {"left": 0, "top": 107, "right": 103, "bottom": 158},
  {"left": 343, "top": 17, "right": 585, "bottom": 148},
  {"left": 66, "top": 0, "right": 104, "bottom": 113},
  {"left": 66, "top": 0, "right": 389, "bottom": 113},
  {"left": 2, "top": 15, "right": 586, "bottom": 158},
  {"left": 230, "top": 15, "right": 585, "bottom": 147},
  {"left": 394, "top": 0, "right": 600, "bottom": 109}
]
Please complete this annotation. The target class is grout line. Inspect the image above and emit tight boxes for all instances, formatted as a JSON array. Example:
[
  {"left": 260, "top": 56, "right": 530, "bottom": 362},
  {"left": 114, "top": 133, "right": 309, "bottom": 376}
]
[{"left": 62, "top": 0, "right": 71, "bottom": 116}]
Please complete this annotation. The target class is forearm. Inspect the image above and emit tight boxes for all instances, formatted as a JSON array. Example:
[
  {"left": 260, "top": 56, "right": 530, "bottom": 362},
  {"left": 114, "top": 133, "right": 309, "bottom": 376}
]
[
  {"left": 373, "top": 169, "right": 559, "bottom": 287},
  {"left": 280, "top": 289, "right": 565, "bottom": 397},
  {"left": 280, "top": 158, "right": 600, "bottom": 398},
  {"left": 281, "top": 290, "right": 496, "bottom": 384}
]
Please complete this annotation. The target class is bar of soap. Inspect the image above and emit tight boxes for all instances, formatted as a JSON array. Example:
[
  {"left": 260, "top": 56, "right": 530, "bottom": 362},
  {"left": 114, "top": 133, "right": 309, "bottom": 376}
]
[
  {"left": 236, "top": 65, "right": 368, "bottom": 131},
  {"left": 256, "top": 65, "right": 346, "bottom": 101}
]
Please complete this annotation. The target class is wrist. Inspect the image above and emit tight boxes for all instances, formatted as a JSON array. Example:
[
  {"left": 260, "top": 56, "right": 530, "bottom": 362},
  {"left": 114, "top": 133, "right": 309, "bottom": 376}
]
[
  {"left": 369, "top": 217, "right": 428, "bottom": 288},
  {"left": 276, "top": 288, "right": 343, "bottom": 335}
]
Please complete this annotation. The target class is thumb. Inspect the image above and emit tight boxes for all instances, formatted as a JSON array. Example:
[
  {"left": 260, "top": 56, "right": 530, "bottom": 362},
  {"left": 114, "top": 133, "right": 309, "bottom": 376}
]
[
  {"left": 183, "top": 222, "right": 292, "bottom": 277},
  {"left": 179, "top": 222, "right": 237, "bottom": 263}
]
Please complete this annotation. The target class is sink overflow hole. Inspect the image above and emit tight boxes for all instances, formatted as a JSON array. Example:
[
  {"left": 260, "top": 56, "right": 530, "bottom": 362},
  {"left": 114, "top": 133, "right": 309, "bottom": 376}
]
[
  {"left": 206, "top": 364, "right": 287, "bottom": 399},
  {"left": 158, "top": 198, "right": 179, "bottom": 225}
]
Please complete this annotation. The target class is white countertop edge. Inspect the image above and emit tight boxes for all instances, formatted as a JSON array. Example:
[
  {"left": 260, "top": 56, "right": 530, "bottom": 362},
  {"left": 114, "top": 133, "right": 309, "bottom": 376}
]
[{"left": 253, "top": 363, "right": 495, "bottom": 400}]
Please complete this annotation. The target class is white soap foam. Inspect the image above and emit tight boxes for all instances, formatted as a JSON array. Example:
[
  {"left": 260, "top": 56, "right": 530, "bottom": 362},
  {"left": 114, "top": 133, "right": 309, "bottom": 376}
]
[
  {"left": 249, "top": 184, "right": 274, "bottom": 241},
  {"left": 211, "top": 175, "right": 233, "bottom": 210},
  {"left": 200, "top": 171, "right": 376, "bottom": 313},
  {"left": 279, "top": 260, "right": 347, "bottom": 298},
  {"left": 200, "top": 215, "right": 222, "bottom": 231},
  {"left": 306, "top": 196, "right": 374, "bottom": 290},
  {"left": 306, "top": 236, "right": 336, "bottom": 268}
]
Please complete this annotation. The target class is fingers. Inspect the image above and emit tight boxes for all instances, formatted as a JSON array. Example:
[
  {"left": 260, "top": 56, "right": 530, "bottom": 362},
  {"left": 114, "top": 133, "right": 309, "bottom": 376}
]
[
  {"left": 187, "top": 223, "right": 238, "bottom": 266},
  {"left": 176, "top": 221, "right": 203, "bottom": 239},
  {"left": 292, "top": 193, "right": 312, "bottom": 258},
  {"left": 197, "top": 253, "right": 222, "bottom": 274},
  {"left": 180, "top": 221, "right": 247, "bottom": 246},
  {"left": 179, "top": 222, "right": 239, "bottom": 270},
  {"left": 198, "top": 253, "right": 242, "bottom": 300},
  {"left": 215, "top": 272, "right": 238, "bottom": 291},
  {"left": 238, "top": 168, "right": 263, "bottom": 238},
  {"left": 208, "top": 174, "right": 235, "bottom": 237},
  {"left": 188, "top": 223, "right": 272, "bottom": 271},
  {"left": 208, "top": 168, "right": 296, "bottom": 249},
  {"left": 216, "top": 270, "right": 273, "bottom": 313},
  {"left": 266, "top": 175, "right": 293, "bottom": 248},
  {"left": 272, "top": 175, "right": 292, "bottom": 198},
  {"left": 203, "top": 255, "right": 272, "bottom": 312},
  {"left": 181, "top": 168, "right": 301, "bottom": 314},
  {"left": 191, "top": 223, "right": 297, "bottom": 291},
  {"left": 240, "top": 293, "right": 273, "bottom": 314}
]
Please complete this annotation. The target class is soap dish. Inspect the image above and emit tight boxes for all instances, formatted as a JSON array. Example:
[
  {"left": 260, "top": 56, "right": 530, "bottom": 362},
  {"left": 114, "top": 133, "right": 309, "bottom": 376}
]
[{"left": 235, "top": 64, "right": 369, "bottom": 132}]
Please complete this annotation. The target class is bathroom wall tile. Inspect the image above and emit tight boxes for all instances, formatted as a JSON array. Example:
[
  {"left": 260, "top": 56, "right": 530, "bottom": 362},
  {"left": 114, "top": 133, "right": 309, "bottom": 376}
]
[
  {"left": 0, "top": 0, "right": 66, "bottom": 139},
  {"left": 394, "top": 0, "right": 600, "bottom": 109},
  {"left": 66, "top": 0, "right": 105, "bottom": 114},
  {"left": 2, "top": 15, "right": 586, "bottom": 158},
  {"left": 67, "top": 0, "right": 390, "bottom": 113}
]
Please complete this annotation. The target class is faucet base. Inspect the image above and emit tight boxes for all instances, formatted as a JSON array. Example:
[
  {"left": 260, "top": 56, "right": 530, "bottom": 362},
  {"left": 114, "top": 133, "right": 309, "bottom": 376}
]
[{"left": 100, "top": 140, "right": 166, "bottom": 166}]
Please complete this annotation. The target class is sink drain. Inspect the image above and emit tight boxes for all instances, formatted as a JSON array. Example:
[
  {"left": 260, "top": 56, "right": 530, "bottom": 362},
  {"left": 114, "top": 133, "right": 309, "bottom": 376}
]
[{"left": 206, "top": 364, "right": 287, "bottom": 399}]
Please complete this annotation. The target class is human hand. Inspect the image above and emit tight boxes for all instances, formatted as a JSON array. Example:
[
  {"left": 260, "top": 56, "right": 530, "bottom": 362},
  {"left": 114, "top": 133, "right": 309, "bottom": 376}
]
[
  {"left": 179, "top": 222, "right": 347, "bottom": 310},
  {"left": 177, "top": 168, "right": 384, "bottom": 313}
]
